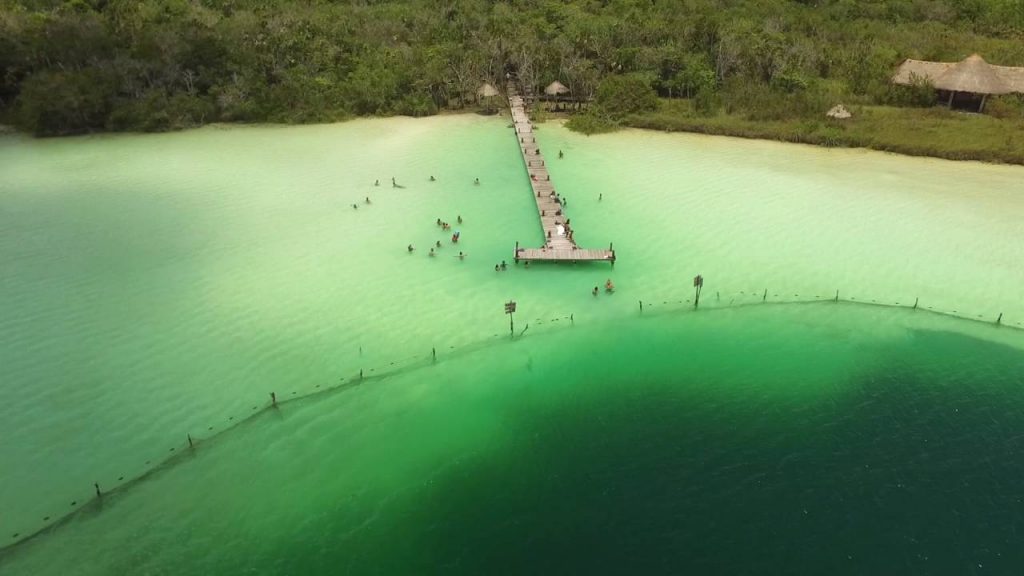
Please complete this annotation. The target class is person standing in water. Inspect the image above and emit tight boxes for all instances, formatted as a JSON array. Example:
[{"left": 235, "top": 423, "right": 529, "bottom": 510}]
[
  {"left": 592, "top": 286, "right": 599, "bottom": 296},
  {"left": 474, "top": 178, "right": 480, "bottom": 185},
  {"left": 374, "top": 179, "right": 379, "bottom": 186}
]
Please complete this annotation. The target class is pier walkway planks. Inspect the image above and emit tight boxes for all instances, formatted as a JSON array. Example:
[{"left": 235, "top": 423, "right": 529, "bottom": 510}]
[{"left": 506, "top": 82, "right": 615, "bottom": 265}]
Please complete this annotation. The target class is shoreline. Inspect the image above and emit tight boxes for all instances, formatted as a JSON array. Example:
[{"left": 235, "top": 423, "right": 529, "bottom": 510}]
[{"left": 5, "top": 105, "right": 1024, "bottom": 168}]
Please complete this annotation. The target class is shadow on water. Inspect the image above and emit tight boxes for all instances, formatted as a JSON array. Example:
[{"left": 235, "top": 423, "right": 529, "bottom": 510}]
[
  {"left": 278, "top": 329, "right": 1024, "bottom": 575},
  {"left": 1, "top": 297, "right": 1021, "bottom": 566}
]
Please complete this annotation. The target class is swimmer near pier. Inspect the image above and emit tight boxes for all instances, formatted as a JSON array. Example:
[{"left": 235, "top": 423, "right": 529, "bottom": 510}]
[{"left": 507, "top": 80, "right": 616, "bottom": 266}]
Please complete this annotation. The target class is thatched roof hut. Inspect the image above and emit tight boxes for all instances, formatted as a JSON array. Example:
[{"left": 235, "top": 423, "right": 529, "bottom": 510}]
[
  {"left": 826, "top": 104, "right": 852, "bottom": 119},
  {"left": 892, "top": 54, "right": 1024, "bottom": 111},
  {"left": 477, "top": 83, "right": 500, "bottom": 98},
  {"left": 544, "top": 81, "right": 570, "bottom": 96}
]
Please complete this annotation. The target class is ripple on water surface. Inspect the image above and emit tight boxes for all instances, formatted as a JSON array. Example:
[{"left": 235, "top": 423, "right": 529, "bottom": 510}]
[{"left": 1, "top": 117, "right": 1024, "bottom": 572}]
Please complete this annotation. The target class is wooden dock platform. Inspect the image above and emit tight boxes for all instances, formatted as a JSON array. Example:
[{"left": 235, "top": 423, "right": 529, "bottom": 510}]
[{"left": 507, "top": 81, "right": 615, "bottom": 265}]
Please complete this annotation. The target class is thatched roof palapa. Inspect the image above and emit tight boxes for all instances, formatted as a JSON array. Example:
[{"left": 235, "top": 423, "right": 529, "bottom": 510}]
[
  {"left": 893, "top": 54, "right": 1024, "bottom": 94},
  {"left": 544, "top": 81, "right": 570, "bottom": 96},
  {"left": 477, "top": 82, "right": 500, "bottom": 98}
]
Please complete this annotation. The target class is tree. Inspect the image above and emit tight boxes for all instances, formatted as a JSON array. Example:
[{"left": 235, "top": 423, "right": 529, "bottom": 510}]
[{"left": 594, "top": 74, "right": 658, "bottom": 119}]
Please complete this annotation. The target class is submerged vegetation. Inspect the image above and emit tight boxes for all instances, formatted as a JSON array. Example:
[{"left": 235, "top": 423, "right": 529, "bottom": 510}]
[{"left": 2, "top": 0, "right": 1024, "bottom": 160}]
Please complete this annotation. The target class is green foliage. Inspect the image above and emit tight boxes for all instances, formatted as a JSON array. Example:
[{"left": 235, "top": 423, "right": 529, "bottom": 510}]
[
  {"left": 2, "top": 0, "right": 1024, "bottom": 136},
  {"left": 594, "top": 74, "right": 658, "bottom": 119},
  {"left": 564, "top": 110, "right": 619, "bottom": 135},
  {"left": 887, "top": 73, "right": 938, "bottom": 108},
  {"left": 16, "top": 68, "right": 117, "bottom": 135}
]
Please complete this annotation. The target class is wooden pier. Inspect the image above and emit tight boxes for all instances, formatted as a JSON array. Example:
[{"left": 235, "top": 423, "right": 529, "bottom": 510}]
[{"left": 507, "top": 82, "right": 615, "bottom": 265}]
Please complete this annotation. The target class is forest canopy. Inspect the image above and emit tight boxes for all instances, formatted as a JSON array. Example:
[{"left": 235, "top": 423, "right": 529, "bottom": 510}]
[{"left": 2, "top": 0, "right": 1024, "bottom": 135}]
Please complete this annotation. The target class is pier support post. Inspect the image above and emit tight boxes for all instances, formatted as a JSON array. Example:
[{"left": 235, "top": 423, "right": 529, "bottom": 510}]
[
  {"left": 432, "top": 347, "right": 436, "bottom": 361},
  {"left": 187, "top": 434, "right": 193, "bottom": 448},
  {"left": 763, "top": 289, "right": 767, "bottom": 302},
  {"left": 639, "top": 300, "right": 643, "bottom": 312},
  {"left": 997, "top": 313, "right": 1003, "bottom": 325},
  {"left": 834, "top": 290, "right": 839, "bottom": 302},
  {"left": 913, "top": 297, "right": 918, "bottom": 310},
  {"left": 94, "top": 483, "right": 102, "bottom": 498},
  {"left": 270, "top": 392, "right": 276, "bottom": 406}
]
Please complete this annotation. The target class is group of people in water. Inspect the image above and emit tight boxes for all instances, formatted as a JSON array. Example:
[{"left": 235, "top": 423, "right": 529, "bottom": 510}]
[{"left": 593, "top": 279, "right": 615, "bottom": 296}]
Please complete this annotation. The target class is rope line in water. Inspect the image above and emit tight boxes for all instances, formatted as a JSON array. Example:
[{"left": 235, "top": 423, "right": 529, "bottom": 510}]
[{"left": 0, "top": 294, "right": 1018, "bottom": 558}]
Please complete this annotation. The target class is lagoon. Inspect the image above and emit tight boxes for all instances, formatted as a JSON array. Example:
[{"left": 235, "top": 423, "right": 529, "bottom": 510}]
[{"left": 1, "top": 116, "right": 1023, "bottom": 573}]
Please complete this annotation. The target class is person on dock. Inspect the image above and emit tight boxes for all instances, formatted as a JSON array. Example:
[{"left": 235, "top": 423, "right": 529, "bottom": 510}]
[
  {"left": 407, "top": 244, "right": 414, "bottom": 252},
  {"left": 592, "top": 286, "right": 599, "bottom": 296},
  {"left": 605, "top": 279, "right": 615, "bottom": 293},
  {"left": 558, "top": 150, "right": 564, "bottom": 159},
  {"left": 474, "top": 178, "right": 480, "bottom": 185}
]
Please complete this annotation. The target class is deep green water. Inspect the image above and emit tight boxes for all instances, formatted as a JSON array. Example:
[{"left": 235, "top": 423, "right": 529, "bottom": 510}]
[{"left": 1, "top": 116, "right": 1023, "bottom": 574}]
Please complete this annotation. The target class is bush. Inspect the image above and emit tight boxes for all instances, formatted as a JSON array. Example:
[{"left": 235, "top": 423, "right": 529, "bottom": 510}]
[
  {"left": 16, "top": 69, "right": 117, "bottom": 135},
  {"left": 887, "top": 73, "right": 937, "bottom": 107},
  {"left": 594, "top": 74, "right": 658, "bottom": 119},
  {"left": 565, "top": 111, "right": 619, "bottom": 135}
]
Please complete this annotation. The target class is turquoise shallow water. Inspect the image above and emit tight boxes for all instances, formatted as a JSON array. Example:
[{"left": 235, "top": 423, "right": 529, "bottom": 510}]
[{"left": 1, "top": 115, "right": 1023, "bottom": 573}]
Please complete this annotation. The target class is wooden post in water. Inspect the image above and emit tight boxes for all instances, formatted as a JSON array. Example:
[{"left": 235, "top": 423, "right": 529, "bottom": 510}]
[
  {"left": 693, "top": 275, "right": 704, "bottom": 309},
  {"left": 505, "top": 300, "right": 517, "bottom": 338},
  {"left": 763, "top": 289, "right": 767, "bottom": 302},
  {"left": 187, "top": 434, "right": 193, "bottom": 449},
  {"left": 639, "top": 300, "right": 643, "bottom": 312},
  {"left": 997, "top": 313, "right": 1003, "bottom": 325},
  {"left": 834, "top": 290, "right": 839, "bottom": 302},
  {"left": 913, "top": 297, "right": 919, "bottom": 310}
]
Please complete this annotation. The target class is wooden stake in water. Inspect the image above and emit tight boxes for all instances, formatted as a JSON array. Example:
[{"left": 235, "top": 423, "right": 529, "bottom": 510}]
[{"left": 693, "top": 275, "right": 704, "bottom": 309}]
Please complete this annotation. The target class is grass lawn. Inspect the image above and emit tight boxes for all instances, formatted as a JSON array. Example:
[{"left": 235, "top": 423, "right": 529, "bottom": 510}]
[{"left": 624, "top": 99, "right": 1024, "bottom": 165}]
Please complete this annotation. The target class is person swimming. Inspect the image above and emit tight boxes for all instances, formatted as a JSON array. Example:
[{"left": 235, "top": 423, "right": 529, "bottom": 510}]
[
  {"left": 457, "top": 215, "right": 463, "bottom": 224},
  {"left": 374, "top": 179, "right": 379, "bottom": 186},
  {"left": 458, "top": 251, "right": 465, "bottom": 260},
  {"left": 437, "top": 218, "right": 442, "bottom": 226},
  {"left": 430, "top": 175, "right": 436, "bottom": 181},
  {"left": 558, "top": 150, "right": 564, "bottom": 159},
  {"left": 592, "top": 286, "right": 599, "bottom": 296},
  {"left": 495, "top": 264, "right": 500, "bottom": 271},
  {"left": 352, "top": 204, "right": 358, "bottom": 209},
  {"left": 436, "top": 240, "right": 442, "bottom": 248},
  {"left": 407, "top": 244, "right": 414, "bottom": 252},
  {"left": 429, "top": 248, "right": 436, "bottom": 257},
  {"left": 365, "top": 196, "right": 371, "bottom": 204},
  {"left": 605, "top": 279, "right": 615, "bottom": 292},
  {"left": 500, "top": 260, "right": 507, "bottom": 270},
  {"left": 474, "top": 178, "right": 480, "bottom": 185}
]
